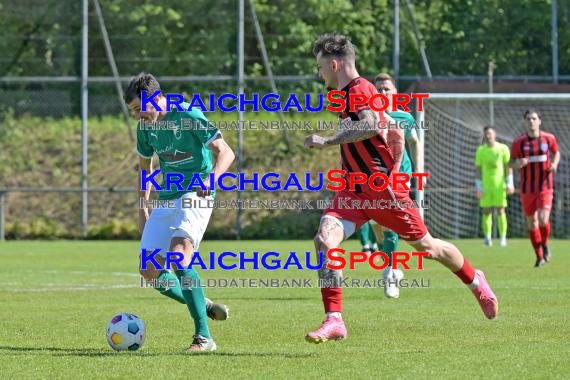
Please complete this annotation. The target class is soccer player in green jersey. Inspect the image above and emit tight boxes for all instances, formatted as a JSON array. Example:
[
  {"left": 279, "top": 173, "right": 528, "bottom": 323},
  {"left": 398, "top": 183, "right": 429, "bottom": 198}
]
[
  {"left": 475, "top": 126, "right": 514, "bottom": 247},
  {"left": 371, "top": 73, "right": 426, "bottom": 299},
  {"left": 124, "top": 73, "right": 235, "bottom": 352}
]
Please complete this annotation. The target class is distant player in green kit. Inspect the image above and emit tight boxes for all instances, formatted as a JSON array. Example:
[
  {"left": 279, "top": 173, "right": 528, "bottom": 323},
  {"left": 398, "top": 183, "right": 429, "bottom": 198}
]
[
  {"left": 371, "top": 73, "right": 426, "bottom": 299},
  {"left": 475, "top": 126, "right": 514, "bottom": 247},
  {"left": 125, "top": 73, "right": 235, "bottom": 352},
  {"left": 355, "top": 222, "right": 379, "bottom": 255}
]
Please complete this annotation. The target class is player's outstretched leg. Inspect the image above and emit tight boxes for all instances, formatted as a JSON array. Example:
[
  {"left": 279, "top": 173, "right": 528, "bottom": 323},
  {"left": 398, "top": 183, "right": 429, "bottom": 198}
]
[
  {"left": 306, "top": 216, "right": 348, "bottom": 344},
  {"left": 139, "top": 255, "right": 229, "bottom": 320},
  {"left": 410, "top": 233, "right": 498, "bottom": 319},
  {"left": 170, "top": 237, "right": 216, "bottom": 352}
]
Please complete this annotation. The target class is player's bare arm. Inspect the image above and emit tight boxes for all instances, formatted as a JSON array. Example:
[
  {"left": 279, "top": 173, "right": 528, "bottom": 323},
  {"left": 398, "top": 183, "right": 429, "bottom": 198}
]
[
  {"left": 138, "top": 156, "right": 153, "bottom": 234},
  {"left": 386, "top": 113, "right": 405, "bottom": 173},
  {"left": 475, "top": 166, "right": 483, "bottom": 199},
  {"left": 509, "top": 157, "right": 529, "bottom": 169},
  {"left": 406, "top": 129, "right": 427, "bottom": 187},
  {"left": 506, "top": 166, "right": 515, "bottom": 194},
  {"left": 547, "top": 150, "right": 560, "bottom": 173},
  {"left": 198, "top": 136, "right": 235, "bottom": 197},
  {"left": 304, "top": 109, "right": 379, "bottom": 148}
]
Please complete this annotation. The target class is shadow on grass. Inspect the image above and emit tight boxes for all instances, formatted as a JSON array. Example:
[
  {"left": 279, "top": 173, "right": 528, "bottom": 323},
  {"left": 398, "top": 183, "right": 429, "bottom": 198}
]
[{"left": 0, "top": 346, "right": 317, "bottom": 358}]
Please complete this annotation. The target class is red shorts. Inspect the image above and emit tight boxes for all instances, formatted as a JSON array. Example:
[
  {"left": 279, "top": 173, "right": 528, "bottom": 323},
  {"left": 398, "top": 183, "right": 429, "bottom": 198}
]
[
  {"left": 520, "top": 191, "right": 554, "bottom": 216},
  {"left": 322, "top": 188, "right": 428, "bottom": 242}
]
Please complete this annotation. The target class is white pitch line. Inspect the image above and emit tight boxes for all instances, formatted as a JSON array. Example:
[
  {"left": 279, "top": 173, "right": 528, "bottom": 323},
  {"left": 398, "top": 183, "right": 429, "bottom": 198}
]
[
  {"left": 13, "top": 269, "right": 139, "bottom": 277},
  {"left": 2, "top": 284, "right": 140, "bottom": 292}
]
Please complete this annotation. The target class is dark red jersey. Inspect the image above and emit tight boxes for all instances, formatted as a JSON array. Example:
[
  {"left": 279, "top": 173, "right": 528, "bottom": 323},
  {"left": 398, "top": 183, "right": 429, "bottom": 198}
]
[
  {"left": 510, "top": 131, "right": 559, "bottom": 194},
  {"left": 338, "top": 77, "right": 394, "bottom": 193}
]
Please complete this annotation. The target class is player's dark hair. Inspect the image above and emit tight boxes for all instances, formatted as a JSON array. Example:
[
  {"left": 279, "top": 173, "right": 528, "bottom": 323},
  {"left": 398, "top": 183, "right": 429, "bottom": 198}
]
[
  {"left": 312, "top": 33, "right": 355, "bottom": 60},
  {"left": 374, "top": 73, "right": 396, "bottom": 85},
  {"left": 524, "top": 108, "right": 542, "bottom": 120},
  {"left": 123, "top": 72, "right": 162, "bottom": 103},
  {"left": 482, "top": 125, "right": 495, "bottom": 144}
]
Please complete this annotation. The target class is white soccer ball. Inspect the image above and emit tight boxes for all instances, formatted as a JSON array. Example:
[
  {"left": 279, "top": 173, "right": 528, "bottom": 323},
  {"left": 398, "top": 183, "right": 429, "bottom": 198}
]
[{"left": 106, "top": 313, "right": 145, "bottom": 351}]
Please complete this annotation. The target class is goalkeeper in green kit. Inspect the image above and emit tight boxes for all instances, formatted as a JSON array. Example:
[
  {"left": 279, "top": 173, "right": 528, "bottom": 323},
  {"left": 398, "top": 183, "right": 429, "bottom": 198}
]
[{"left": 475, "top": 126, "right": 514, "bottom": 247}]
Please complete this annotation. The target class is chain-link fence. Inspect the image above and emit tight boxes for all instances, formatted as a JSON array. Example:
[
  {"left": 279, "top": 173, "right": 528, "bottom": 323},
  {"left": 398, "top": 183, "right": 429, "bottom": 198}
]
[{"left": 1, "top": 0, "right": 569, "bottom": 240}]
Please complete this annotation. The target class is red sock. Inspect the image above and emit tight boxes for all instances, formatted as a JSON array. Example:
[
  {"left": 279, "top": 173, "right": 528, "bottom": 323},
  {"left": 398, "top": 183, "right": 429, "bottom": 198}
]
[
  {"left": 321, "top": 287, "right": 342, "bottom": 313},
  {"left": 539, "top": 223, "right": 551, "bottom": 246},
  {"left": 454, "top": 258, "right": 476, "bottom": 285},
  {"left": 529, "top": 228, "right": 544, "bottom": 259}
]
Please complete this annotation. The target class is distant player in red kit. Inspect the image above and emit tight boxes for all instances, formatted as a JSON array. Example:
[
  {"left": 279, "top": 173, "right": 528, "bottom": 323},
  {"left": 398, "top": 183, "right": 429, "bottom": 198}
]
[
  {"left": 510, "top": 109, "right": 560, "bottom": 267},
  {"left": 303, "top": 33, "right": 499, "bottom": 343}
]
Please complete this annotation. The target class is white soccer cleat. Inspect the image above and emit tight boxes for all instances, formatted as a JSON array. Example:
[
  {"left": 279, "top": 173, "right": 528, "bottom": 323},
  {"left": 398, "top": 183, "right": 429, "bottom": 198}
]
[
  {"left": 500, "top": 237, "right": 507, "bottom": 247},
  {"left": 383, "top": 268, "right": 404, "bottom": 299},
  {"left": 205, "top": 298, "right": 230, "bottom": 321},
  {"left": 484, "top": 237, "right": 493, "bottom": 247}
]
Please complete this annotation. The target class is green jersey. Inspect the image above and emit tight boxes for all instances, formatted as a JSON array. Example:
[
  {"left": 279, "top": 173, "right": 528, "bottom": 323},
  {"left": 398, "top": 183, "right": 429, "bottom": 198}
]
[
  {"left": 137, "top": 102, "right": 221, "bottom": 200},
  {"left": 475, "top": 142, "right": 510, "bottom": 190},
  {"left": 387, "top": 110, "right": 415, "bottom": 176}
]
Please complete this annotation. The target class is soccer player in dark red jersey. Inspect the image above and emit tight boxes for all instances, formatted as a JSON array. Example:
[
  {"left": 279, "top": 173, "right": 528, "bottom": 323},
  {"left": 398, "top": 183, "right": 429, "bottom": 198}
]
[
  {"left": 303, "top": 33, "right": 498, "bottom": 343},
  {"left": 509, "top": 109, "right": 560, "bottom": 267}
]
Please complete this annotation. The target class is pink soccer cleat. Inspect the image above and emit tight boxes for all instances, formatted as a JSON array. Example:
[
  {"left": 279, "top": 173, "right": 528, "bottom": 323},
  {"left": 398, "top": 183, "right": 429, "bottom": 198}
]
[
  {"left": 471, "top": 270, "right": 498, "bottom": 320},
  {"left": 305, "top": 317, "right": 347, "bottom": 343}
]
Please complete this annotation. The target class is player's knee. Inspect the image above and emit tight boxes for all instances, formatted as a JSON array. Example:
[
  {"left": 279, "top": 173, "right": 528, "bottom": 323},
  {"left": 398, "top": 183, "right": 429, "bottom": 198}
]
[
  {"left": 314, "top": 233, "right": 330, "bottom": 251},
  {"left": 527, "top": 218, "right": 538, "bottom": 230},
  {"left": 139, "top": 253, "right": 162, "bottom": 280},
  {"left": 497, "top": 208, "right": 505, "bottom": 215},
  {"left": 537, "top": 211, "right": 549, "bottom": 226},
  {"left": 139, "top": 267, "right": 158, "bottom": 280}
]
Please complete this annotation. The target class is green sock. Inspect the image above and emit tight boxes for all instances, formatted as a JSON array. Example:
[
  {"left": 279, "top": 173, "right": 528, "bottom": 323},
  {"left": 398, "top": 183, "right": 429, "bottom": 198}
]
[
  {"left": 482, "top": 213, "right": 492, "bottom": 238},
  {"left": 154, "top": 270, "right": 185, "bottom": 304},
  {"left": 175, "top": 268, "right": 210, "bottom": 339},
  {"left": 368, "top": 223, "right": 378, "bottom": 247},
  {"left": 382, "top": 231, "right": 399, "bottom": 267},
  {"left": 356, "top": 223, "right": 370, "bottom": 248},
  {"left": 497, "top": 212, "right": 507, "bottom": 238}
]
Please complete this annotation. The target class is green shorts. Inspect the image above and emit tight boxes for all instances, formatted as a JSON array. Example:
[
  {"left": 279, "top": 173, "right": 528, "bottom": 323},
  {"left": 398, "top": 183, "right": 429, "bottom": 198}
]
[{"left": 480, "top": 188, "right": 507, "bottom": 208}]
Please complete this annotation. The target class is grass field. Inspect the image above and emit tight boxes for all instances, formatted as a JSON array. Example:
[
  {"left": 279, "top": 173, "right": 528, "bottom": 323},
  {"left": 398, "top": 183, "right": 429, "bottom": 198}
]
[{"left": 0, "top": 239, "right": 568, "bottom": 379}]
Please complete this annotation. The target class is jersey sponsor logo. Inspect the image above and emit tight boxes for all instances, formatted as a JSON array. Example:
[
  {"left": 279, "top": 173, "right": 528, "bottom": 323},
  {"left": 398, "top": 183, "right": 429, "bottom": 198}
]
[
  {"left": 528, "top": 154, "right": 547, "bottom": 163},
  {"left": 540, "top": 143, "right": 548, "bottom": 152},
  {"left": 155, "top": 144, "right": 175, "bottom": 155},
  {"left": 163, "top": 149, "right": 194, "bottom": 162}
]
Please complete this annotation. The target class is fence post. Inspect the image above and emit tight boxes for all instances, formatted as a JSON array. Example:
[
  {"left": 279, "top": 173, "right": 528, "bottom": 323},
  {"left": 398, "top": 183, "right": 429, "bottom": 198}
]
[{"left": 0, "top": 192, "right": 5, "bottom": 241}]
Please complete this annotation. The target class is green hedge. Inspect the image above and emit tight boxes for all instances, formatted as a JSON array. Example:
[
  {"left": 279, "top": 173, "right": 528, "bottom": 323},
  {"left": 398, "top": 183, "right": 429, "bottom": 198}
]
[{"left": 1, "top": 111, "right": 337, "bottom": 239}]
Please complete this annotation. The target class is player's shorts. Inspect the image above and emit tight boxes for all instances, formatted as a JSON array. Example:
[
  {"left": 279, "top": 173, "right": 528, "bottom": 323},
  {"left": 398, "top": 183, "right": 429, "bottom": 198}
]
[
  {"left": 520, "top": 191, "right": 554, "bottom": 216},
  {"left": 140, "top": 192, "right": 214, "bottom": 257},
  {"left": 369, "top": 171, "right": 412, "bottom": 227},
  {"left": 322, "top": 187, "right": 428, "bottom": 243},
  {"left": 479, "top": 187, "right": 507, "bottom": 208}
]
